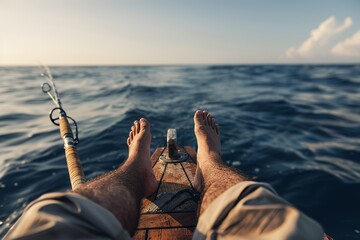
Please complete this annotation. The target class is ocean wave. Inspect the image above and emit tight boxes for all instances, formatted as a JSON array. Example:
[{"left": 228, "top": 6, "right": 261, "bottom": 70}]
[{"left": 0, "top": 65, "right": 359, "bottom": 238}]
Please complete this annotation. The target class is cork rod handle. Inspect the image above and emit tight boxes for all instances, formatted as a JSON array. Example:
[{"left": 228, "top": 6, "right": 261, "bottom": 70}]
[{"left": 59, "top": 116, "right": 86, "bottom": 190}]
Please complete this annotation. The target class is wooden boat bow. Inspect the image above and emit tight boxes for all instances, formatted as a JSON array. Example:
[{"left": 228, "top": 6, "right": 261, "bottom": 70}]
[{"left": 134, "top": 129, "right": 199, "bottom": 239}]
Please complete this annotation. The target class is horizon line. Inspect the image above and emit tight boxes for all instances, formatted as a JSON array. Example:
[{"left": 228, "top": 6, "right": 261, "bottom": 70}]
[{"left": 1, "top": 62, "right": 359, "bottom": 67}]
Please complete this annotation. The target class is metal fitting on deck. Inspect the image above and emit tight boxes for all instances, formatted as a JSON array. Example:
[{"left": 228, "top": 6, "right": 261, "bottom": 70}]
[
  {"left": 167, "top": 129, "right": 179, "bottom": 159},
  {"left": 160, "top": 129, "right": 189, "bottom": 163}
]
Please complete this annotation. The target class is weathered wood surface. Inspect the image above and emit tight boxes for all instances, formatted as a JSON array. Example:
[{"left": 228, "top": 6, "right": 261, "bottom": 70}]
[
  {"left": 137, "top": 212, "right": 197, "bottom": 229},
  {"left": 147, "top": 228, "right": 194, "bottom": 240},
  {"left": 134, "top": 146, "right": 198, "bottom": 240}
]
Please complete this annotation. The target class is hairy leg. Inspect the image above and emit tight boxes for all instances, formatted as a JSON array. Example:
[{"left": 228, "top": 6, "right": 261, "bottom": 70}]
[
  {"left": 74, "top": 118, "right": 157, "bottom": 236},
  {"left": 193, "top": 110, "right": 247, "bottom": 215}
]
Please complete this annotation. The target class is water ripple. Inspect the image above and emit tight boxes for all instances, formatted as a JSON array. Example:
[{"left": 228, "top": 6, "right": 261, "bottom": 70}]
[{"left": 0, "top": 65, "right": 359, "bottom": 238}]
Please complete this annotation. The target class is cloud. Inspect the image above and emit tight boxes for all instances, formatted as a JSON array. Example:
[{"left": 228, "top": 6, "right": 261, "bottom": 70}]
[
  {"left": 331, "top": 30, "right": 360, "bottom": 57},
  {"left": 285, "top": 16, "right": 352, "bottom": 58}
]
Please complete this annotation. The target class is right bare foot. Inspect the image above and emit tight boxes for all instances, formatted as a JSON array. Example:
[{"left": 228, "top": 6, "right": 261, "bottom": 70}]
[
  {"left": 193, "top": 110, "right": 223, "bottom": 192},
  {"left": 193, "top": 110, "right": 246, "bottom": 215}
]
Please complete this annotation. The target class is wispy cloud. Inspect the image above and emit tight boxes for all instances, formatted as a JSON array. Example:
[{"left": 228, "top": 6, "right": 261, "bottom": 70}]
[
  {"left": 331, "top": 30, "right": 360, "bottom": 57},
  {"left": 285, "top": 16, "right": 352, "bottom": 59}
]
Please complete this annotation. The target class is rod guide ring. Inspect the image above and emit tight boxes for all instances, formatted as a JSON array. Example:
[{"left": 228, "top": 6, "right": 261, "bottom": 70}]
[{"left": 41, "top": 83, "right": 52, "bottom": 93}]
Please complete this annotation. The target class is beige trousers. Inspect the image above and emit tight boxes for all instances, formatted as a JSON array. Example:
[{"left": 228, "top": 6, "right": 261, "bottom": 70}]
[{"left": 4, "top": 181, "right": 325, "bottom": 240}]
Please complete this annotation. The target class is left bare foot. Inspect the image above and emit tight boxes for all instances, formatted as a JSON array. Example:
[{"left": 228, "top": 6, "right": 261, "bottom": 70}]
[{"left": 126, "top": 118, "right": 157, "bottom": 196}]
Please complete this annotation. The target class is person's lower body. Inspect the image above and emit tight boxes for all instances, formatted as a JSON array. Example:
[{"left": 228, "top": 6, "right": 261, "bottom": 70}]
[
  {"left": 79, "top": 110, "right": 250, "bottom": 233},
  {"left": 4, "top": 110, "right": 325, "bottom": 240}
]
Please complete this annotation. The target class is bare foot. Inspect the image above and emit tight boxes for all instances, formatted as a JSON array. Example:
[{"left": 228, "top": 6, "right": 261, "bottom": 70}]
[
  {"left": 193, "top": 110, "right": 223, "bottom": 192},
  {"left": 126, "top": 118, "right": 157, "bottom": 197}
]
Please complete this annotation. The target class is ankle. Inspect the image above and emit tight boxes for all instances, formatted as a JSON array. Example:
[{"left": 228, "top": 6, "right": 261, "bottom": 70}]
[
  {"left": 197, "top": 152, "right": 224, "bottom": 169},
  {"left": 197, "top": 149, "right": 221, "bottom": 160}
]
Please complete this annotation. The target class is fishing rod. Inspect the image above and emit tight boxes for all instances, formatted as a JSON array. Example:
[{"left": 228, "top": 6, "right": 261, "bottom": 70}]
[{"left": 41, "top": 66, "right": 86, "bottom": 190}]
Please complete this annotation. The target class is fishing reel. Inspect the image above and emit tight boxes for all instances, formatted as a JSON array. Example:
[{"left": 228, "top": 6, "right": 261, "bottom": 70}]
[
  {"left": 41, "top": 81, "right": 80, "bottom": 145},
  {"left": 49, "top": 107, "right": 80, "bottom": 145}
]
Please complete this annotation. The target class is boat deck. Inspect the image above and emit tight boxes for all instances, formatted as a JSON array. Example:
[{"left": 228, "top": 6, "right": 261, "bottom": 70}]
[{"left": 134, "top": 146, "right": 199, "bottom": 240}]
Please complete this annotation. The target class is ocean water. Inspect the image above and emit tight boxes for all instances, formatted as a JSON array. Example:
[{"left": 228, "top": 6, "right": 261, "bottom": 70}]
[{"left": 0, "top": 65, "right": 360, "bottom": 239}]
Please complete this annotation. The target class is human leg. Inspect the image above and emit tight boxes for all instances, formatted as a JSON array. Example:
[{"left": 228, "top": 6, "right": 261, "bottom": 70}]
[
  {"left": 193, "top": 110, "right": 247, "bottom": 215},
  {"left": 74, "top": 118, "right": 157, "bottom": 236},
  {"left": 193, "top": 110, "right": 325, "bottom": 240}
]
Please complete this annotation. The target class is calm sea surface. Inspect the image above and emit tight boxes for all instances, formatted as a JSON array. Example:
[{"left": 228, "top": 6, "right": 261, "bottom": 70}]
[{"left": 0, "top": 65, "right": 360, "bottom": 239}]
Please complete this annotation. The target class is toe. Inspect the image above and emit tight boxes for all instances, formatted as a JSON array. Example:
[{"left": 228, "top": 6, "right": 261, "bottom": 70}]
[
  {"left": 127, "top": 137, "right": 131, "bottom": 146},
  {"left": 209, "top": 116, "right": 215, "bottom": 129},
  {"left": 206, "top": 113, "right": 212, "bottom": 127},
  {"left": 140, "top": 118, "right": 149, "bottom": 130},
  {"left": 202, "top": 111, "right": 208, "bottom": 125},
  {"left": 130, "top": 130, "right": 134, "bottom": 141},
  {"left": 195, "top": 110, "right": 203, "bottom": 119},
  {"left": 194, "top": 110, "right": 205, "bottom": 125},
  {"left": 215, "top": 124, "right": 220, "bottom": 135},
  {"left": 210, "top": 116, "right": 217, "bottom": 130},
  {"left": 134, "top": 120, "right": 140, "bottom": 134},
  {"left": 202, "top": 111, "right": 208, "bottom": 119}
]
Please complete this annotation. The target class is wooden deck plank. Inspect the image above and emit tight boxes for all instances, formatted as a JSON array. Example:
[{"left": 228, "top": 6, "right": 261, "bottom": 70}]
[
  {"left": 182, "top": 146, "right": 197, "bottom": 163},
  {"left": 137, "top": 212, "right": 197, "bottom": 229},
  {"left": 135, "top": 146, "right": 198, "bottom": 240},
  {"left": 147, "top": 228, "right": 194, "bottom": 240},
  {"left": 133, "top": 230, "right": 147, "bottom": 240},
  {"left": 153, "top": 160, "right": 166, "bottom": 182},
  {"left": 180, "top": 161, "right": 196, "bottom": 189},
  {"left": 151, "top": 147, "right": 165, "bottom": 167},
  {"left": 157, "top": 163, "right": 190, "bottom": 197}
]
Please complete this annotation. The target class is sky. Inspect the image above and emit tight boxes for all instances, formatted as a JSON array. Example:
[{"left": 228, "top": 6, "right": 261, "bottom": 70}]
[{"left": 1, "top": 0, "right": 360, "bottom": 65}]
